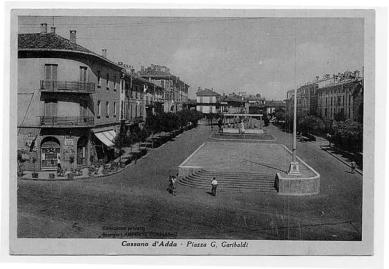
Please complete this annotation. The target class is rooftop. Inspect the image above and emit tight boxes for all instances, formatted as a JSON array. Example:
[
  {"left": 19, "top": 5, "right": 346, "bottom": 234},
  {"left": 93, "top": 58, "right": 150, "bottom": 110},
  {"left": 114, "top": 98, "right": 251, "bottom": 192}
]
[
  {"left": 196, "top": 88, "right": 220, "bottom": 97},
  {"left": 18, "top": 33, "right": 92, "bottom": 53}
]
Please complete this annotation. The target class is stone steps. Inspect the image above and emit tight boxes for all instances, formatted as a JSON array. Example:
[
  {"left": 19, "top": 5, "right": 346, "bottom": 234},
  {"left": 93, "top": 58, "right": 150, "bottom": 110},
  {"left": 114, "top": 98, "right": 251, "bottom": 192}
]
[{"left": 178, "top": 169, "right": 277, "bottom": 193}]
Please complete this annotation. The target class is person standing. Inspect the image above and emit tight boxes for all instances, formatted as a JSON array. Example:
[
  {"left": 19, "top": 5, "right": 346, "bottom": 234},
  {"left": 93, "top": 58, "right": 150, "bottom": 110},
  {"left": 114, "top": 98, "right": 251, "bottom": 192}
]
[
  {"left": 211, "top": 177, "right": 218, "bottom": 196},
  {"left": 171, "top": 176, "right": 177, "bottom": 196},
  {"left": 350, "top": 161, "right": 357, "bottom": 174},
  {"left": 240, "top": 120, "right": 245, "bottom": 134},
  {"left": 168, "top": 175, "right": 173, "bottom": 194}
]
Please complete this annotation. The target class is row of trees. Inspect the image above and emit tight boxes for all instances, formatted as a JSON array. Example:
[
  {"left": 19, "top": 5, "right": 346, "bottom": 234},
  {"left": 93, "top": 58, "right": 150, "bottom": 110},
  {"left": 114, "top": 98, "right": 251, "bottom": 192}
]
[
  {"left": 114, "top": 110, "right": 203, "bottom": 150},
  {"left": 273, "top": 110, "right": 362, "bottom": 152},
  {"left": 145, "top": 109, "right": 203, "bottom": 134}
]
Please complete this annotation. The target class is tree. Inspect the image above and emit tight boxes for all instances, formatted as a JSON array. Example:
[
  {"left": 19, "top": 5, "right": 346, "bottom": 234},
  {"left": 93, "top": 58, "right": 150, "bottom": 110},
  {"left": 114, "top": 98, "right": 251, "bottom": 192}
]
[
  {"left": 298, "top": 115, "right": 325, "bottom": 135},
  {"left": 274, "top": 109, "right": 286, "bottom": 123},
  {"left": 329, "top": 120, "right": 363, "bottom": 152},
  {"left": 334, "top": 111, "right": 346, "bottom": 122}
]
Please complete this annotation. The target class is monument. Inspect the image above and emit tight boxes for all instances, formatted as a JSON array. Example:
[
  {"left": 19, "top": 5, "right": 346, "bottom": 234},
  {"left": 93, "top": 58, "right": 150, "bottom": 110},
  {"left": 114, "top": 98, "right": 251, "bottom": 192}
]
[{"left": 221, "top": 113, "right": 264, "bottom": 134}]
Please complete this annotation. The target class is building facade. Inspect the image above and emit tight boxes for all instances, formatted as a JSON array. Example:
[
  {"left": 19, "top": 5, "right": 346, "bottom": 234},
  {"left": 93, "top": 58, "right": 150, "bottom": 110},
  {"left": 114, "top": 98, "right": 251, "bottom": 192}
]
[
  {"left": 317, "top": 72, "right": 363, "bottom": 122},
  {"left": 18, "top": 24, "right": 124, "bottom": 171},
  {"left": 139, "top": 64, "right": 189, "bottom": 113},
  {"left": 285, "top": 70, "right": 364, "bottom": 124},
  {"left": 220, "top": 94, "right": 247, "bottom": 114},
  {"left": 196, "top": 88, "right": 221, "bottom": 114}
]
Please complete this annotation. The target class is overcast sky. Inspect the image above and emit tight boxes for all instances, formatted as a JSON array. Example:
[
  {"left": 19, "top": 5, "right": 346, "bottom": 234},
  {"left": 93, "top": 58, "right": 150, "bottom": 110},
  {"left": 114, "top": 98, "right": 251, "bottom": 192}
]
[{"left": 19, "top": 16, "right": 364, "bottom": 100}]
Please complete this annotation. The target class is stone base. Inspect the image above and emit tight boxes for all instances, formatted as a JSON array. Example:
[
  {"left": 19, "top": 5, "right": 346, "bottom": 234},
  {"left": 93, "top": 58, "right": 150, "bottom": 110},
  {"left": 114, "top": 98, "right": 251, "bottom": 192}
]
[
  {"left": 275, "top": 172, "right": 320, "bottom": 196},
  {"left": 288, "top": 162, "right": 301, "bottom": 175},
  {"left": 222, "top": 128, "right": 264, "bottom": 134}
]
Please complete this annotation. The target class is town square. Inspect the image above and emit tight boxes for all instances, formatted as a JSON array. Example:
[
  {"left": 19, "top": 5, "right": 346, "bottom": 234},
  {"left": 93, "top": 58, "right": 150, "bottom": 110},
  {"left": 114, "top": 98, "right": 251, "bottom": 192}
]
[{"left": 16, "top": 15, "right": 364, "bottom": 241}]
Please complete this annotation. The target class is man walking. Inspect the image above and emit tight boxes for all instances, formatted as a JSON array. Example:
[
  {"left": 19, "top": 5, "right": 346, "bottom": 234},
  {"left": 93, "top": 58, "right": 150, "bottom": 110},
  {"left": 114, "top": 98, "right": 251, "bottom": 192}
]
[{"left": 211, "top": 177, "right": 218, "bottom": 196}]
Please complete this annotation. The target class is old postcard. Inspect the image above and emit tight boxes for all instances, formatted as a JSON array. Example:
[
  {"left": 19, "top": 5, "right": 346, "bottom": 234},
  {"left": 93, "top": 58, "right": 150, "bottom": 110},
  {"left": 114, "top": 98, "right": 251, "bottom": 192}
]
[{"left": 9, "top": 8, "right": 375, "bottom": 255}]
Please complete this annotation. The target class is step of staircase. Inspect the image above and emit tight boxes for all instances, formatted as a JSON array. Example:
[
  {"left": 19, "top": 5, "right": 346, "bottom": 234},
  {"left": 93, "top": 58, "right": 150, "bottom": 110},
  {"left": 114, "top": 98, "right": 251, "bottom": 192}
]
[{"left": 178, "top": 169, "right": 277, "bottom": 193}]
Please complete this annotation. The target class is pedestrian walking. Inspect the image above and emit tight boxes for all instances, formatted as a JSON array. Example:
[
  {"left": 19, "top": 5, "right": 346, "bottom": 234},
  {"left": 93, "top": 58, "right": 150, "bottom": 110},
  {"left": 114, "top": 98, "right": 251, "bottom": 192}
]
[
  {"left": 171, "top": 176, "right": 177, "bottom": 196},
  {"left": 211, "top": 177, "right": 218, "bottom": 196},
  {"left": 168, "top": 175, "right": 173, "bottom": 194},
  {"left": 350, "top": 161, "right": 356, "bottom": 174}
]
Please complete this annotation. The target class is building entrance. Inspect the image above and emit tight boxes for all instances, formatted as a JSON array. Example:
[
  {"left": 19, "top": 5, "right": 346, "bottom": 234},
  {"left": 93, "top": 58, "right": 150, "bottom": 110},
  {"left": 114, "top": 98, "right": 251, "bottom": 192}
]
[{"left": 41, "top": 137, "right": 60, "bottom": 170}]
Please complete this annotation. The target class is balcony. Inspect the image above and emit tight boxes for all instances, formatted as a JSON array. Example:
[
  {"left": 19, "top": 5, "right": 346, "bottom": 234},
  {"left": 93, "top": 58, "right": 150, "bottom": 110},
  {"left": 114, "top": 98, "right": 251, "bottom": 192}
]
[
  {"left": 40, "top": 80, "right": 95, "bottom": 94},
  {"left": 40, "top": 116, "right": 94, "bottom": 128}
]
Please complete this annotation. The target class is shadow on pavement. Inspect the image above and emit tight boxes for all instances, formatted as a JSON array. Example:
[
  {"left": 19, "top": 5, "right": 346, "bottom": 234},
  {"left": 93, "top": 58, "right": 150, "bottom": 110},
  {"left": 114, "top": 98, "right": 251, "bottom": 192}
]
[{"left": 242, "top": 159, "right": 287, "bottom": 173}]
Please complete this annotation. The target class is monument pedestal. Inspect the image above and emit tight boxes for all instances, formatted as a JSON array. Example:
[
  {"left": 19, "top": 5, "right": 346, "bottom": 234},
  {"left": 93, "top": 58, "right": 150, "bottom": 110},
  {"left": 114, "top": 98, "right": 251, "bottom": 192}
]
[{"left": 288, "top": 161, "right": 301, "bottom": 176}]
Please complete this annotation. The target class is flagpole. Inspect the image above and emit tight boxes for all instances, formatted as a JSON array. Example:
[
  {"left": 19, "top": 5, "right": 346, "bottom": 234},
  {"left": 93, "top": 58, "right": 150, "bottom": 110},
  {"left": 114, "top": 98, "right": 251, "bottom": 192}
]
[{"left": 288, "top": 22, "right": 300, "bottom": 175}]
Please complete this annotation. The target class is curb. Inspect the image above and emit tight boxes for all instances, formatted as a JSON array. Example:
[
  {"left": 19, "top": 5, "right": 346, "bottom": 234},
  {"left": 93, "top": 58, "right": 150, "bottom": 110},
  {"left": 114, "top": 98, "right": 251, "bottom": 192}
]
[{"left": 320, "top": 146, "right": 363, "bottom": 175}]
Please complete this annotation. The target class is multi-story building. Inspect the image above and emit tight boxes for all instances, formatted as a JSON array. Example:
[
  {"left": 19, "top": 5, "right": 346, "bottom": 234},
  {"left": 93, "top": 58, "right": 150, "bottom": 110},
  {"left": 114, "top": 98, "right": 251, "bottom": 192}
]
[
  {"left": 285, "top": 69, "right": 364, "bottom": 124},
  {"left": 220, "top": 94, "right": 246, "bottom": 114},
  {"left": 196, "top": 88, "right": 221, "bottom": 114},
  {"left": 245, "top": 94, "right": 266, "bottom": 115},
  {"left": 139, "top": 64, "right": 189, "bottom": 113},
  {"left": 317, "top": 71, "right": 363, "bottom": 122},
  {"left": 117, "top": 63, "right": 164, "bottom": 129},
  {"left": 18, "top": 23, "right": 124, "bottom": 171},
  {"left": 285, "top": 82, "right": 318, "bottom": 120},
  {"left": 264, "top": 100, "right": 286, "bottom": 115}
]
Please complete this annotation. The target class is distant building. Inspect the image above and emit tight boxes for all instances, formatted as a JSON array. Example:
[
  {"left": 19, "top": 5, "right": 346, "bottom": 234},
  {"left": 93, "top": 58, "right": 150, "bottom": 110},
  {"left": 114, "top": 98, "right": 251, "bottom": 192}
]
[
  {"left": 285, "top": 69, "right": 364, "bottom": 123},
  {"left": 196, "top": 88, "right": 221, "bottom": 114},
  {"left": 317, "top": 71, "right": 363, "bottom": 122},
  {"left": 265, "top": 100, "right": 286, "bottom": 115},
  {"left": 220, "top": 94, "right": 246, "bottom": 114},
  {"left": 139, "top": 64, "right": 189, "bottom": 113},
  {"left": 245, "top": 95, "right": 266, "bottom": 115}
]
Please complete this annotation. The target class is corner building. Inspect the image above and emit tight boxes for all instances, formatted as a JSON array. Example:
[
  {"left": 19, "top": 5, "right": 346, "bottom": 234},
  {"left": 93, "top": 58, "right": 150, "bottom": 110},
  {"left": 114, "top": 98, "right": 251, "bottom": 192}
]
[{"left": 18, "top": 24, "right": 123, "bottom": 171}]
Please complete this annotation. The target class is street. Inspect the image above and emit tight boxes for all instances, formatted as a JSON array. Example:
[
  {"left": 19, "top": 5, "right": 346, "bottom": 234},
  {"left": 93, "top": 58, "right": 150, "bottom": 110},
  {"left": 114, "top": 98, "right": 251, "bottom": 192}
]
[{"left": 18, "top": 123, "right": 362, "bottom": 240}]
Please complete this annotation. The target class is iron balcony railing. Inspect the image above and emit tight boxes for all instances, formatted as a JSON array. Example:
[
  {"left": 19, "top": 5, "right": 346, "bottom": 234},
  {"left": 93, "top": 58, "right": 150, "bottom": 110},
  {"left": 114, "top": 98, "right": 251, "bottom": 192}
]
[
  {"left": 40, "top": 80, "right": 96, "bottom": 93},
  {"left": 40, "top": 116, "right": 94, "bottom": 127}
]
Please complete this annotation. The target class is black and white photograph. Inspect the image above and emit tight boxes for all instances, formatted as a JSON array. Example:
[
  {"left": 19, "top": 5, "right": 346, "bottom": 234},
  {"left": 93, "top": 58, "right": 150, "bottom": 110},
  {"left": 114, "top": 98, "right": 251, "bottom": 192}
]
[{"left": 8, "top": 8, "right": 378, "bottom": 256}]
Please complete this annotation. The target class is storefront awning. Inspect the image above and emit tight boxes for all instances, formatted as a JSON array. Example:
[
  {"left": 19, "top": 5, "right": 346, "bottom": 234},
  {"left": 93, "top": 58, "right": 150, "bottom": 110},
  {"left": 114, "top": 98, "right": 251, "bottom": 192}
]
[{"left": 94, "top": 130, "right": 116, "bottom": 148}]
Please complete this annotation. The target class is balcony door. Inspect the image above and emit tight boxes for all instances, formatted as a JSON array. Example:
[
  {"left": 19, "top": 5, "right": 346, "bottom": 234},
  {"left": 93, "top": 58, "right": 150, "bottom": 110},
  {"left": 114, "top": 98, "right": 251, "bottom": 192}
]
[
  {"left": 79, "top": 66, "right": 88, "bottom": 91},
  {"left": 44, "top": 64, "right": 58, "bottom": 90},
  {"left": 43, "top": 100, "right": 58, "bottom": 125},
  {"left": 80, "top": 67, "right": 87, "bottom": 82},
  {"left": 80, "top": 100, "right": 88, "bottom": 123}
]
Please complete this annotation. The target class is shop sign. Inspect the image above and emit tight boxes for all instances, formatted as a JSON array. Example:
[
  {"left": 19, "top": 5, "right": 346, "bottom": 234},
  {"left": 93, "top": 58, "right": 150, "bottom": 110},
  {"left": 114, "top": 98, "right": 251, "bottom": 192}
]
[{"left": 64, "top": 138, "right": 74, "bottom": 146}]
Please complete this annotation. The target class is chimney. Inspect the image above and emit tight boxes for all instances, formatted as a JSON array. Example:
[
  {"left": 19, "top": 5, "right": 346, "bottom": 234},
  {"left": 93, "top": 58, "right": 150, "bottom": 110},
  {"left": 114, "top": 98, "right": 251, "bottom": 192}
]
[
  {"left": 50, "top": 27, "right": 56, "bottom": 34},
  {"left": 40, "top": 23, "right": 47, "bottom": 34},
  {"left": 69, "top": 30, "right": 76, "bottom": 43},
  {"left": 102, "top": 49, "right": 107, "bottom": 58}
]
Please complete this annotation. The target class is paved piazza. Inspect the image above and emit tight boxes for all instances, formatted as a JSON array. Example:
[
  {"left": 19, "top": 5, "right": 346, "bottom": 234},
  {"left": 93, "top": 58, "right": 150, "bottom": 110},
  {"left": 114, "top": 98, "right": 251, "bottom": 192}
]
[{"left": 181, "top": 141, "right": 315, "bottom": 176}]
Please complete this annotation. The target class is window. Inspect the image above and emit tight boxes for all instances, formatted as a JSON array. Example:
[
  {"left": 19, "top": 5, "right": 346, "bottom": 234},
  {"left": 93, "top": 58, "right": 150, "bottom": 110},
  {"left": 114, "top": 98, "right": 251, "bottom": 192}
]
[
  {"left": 106, "top": 101, "right": 109, "bottom": 117},
  {"left": 113, "top": 76, "right": 117, "bottom": 91},
  {"left": 120, "top": 101, "right": 124, "bottom": 119},
  {"left": 44, "top": 64, "right": 57, "bottom": 81},
  {"left": 97, "top": 101, "right": 101, "bottom": 118},
  {"left": 97, "top": 71, "right": 101, "bottom": 87},
  {"left": 80, "top": 66, "right": 87, "bottom": 82},
  {"left": 113, "top": 102, "right": 116, "bottom": 117},
  {"left": 106, "top": 73, "right": 110, "bottom": 90}
]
